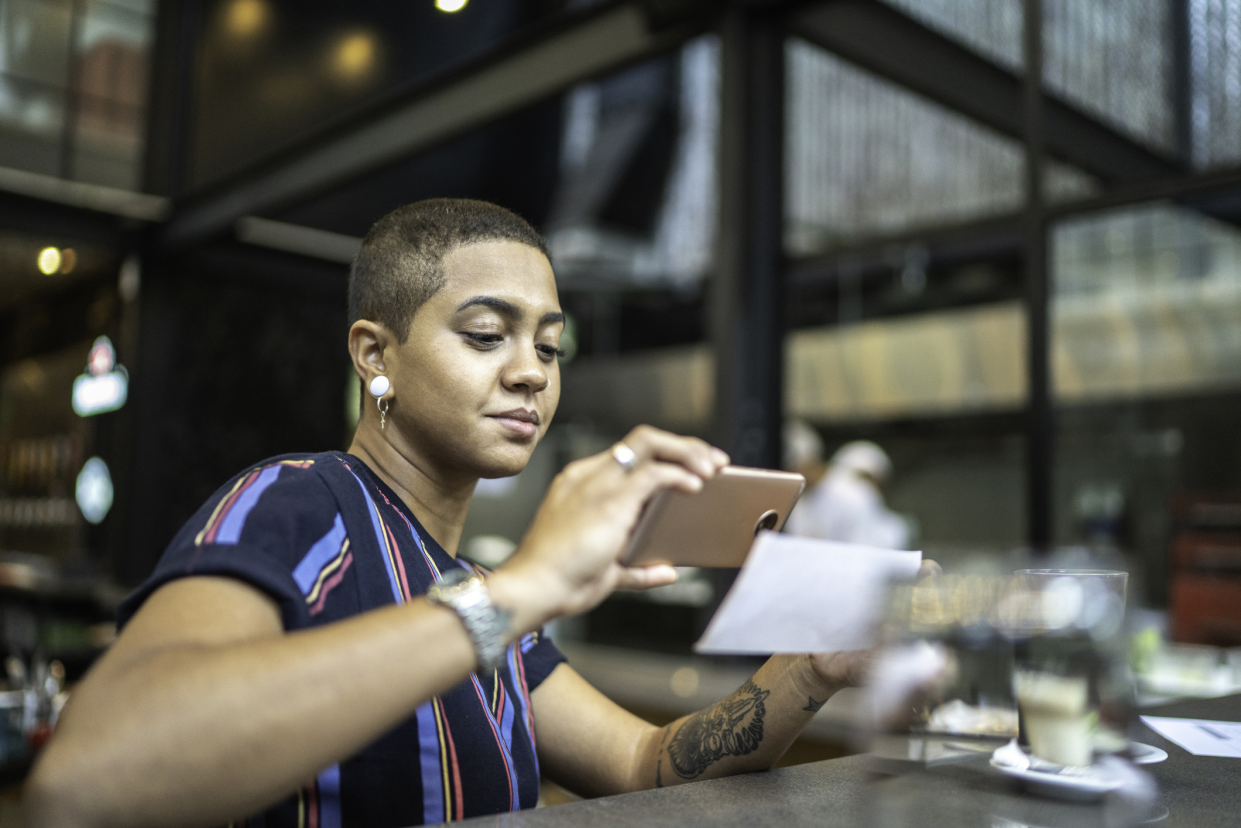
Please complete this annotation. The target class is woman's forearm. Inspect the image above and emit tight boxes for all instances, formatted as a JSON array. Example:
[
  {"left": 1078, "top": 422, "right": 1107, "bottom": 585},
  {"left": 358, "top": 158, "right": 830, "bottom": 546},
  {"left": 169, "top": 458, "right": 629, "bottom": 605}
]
[
  {"left": 639, "top": 655, "right": 840, "bottom": 789},
  {"left": 24, "top": 581, "right": 482, "bottom": 828}
]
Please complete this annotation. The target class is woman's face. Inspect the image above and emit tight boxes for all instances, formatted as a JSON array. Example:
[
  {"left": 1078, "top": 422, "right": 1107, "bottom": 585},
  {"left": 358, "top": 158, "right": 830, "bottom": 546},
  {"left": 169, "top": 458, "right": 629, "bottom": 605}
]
[{"left": 385, "top": 240, "right": 563, "bottom": 482}]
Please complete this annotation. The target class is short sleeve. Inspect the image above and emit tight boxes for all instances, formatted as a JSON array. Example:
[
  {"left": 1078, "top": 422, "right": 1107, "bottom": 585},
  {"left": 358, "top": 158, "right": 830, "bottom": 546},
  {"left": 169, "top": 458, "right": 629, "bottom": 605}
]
[
  {"left": 117, "top": 456, "right": 341, "bottom": 631},
  {"left": 517, "top": 629, "right": 567, "bottom": 691}
]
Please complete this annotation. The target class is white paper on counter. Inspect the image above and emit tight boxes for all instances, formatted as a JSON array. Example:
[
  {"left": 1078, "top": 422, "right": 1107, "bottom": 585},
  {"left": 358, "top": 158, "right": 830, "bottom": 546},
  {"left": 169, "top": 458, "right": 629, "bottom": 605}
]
[
  {"left": 694, "top": 532, "right": 922, "bottom": 655},
  {"left": 1139, "top": 716, "right": 1241, "bottom": 757}
]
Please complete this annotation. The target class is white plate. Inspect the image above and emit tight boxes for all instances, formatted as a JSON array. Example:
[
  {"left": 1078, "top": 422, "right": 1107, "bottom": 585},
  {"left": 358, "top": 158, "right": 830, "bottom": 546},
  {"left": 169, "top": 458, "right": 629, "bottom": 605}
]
[
  {"left": 1129, "top": 741, "right": 1168, "bottom": 765},
  {"left": 990, "top": 742, "right": 1125, "bottom": 802}
]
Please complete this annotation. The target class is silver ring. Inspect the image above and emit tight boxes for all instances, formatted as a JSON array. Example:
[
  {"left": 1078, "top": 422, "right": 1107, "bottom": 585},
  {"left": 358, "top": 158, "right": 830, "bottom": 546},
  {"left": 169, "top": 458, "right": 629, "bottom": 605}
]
[{"left": 611, "top": 442, "right": 638, "bottom": 472}]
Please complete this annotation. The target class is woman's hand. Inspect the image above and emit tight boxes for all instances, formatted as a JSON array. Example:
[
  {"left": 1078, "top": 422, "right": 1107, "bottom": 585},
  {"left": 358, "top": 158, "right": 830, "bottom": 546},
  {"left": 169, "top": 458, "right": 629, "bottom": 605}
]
[
  {"left": 807, "top": 650, "right": 874, "bottom": 694},
  {"left": 805, "top": 559, "right": 943, "bottom": 695},
  {"left": 489, "top": 425, "right": 729, "bottom": 631}
]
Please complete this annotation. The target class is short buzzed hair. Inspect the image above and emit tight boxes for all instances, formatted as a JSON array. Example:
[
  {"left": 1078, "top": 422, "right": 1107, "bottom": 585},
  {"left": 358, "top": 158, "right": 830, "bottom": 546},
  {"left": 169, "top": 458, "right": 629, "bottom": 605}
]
[{"left": 348, "top": 198, "right": 550, "bottom": 342}]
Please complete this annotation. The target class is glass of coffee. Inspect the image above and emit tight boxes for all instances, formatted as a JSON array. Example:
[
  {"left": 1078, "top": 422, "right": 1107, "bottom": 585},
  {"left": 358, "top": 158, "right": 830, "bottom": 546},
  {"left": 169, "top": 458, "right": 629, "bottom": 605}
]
[{"left": 1009, "top": 569, "right": 1129, "bottom": 767}]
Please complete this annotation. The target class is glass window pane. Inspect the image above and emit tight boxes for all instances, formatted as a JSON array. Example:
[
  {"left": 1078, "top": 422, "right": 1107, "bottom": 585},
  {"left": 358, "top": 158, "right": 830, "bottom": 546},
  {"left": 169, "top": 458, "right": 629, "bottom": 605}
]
[
  {"left": 95, "top": 0, "right": 154, "bottom": 16},
  {"left": 786, "top": 39, "right": 1027, "bottom": 256},
  {"left": 1052, "top": 200, "right": 1241, "bottom": 604},
  {"left": 1189, "top": 0, "right": 1241, "bottom": 168},
  {"left": 72, "top": 96, "right": 140, "bottom": 188},
  {"left": 547, "top": 35, "right": 719, "bottom": 288},
  {"left": 0, "top": 0, "right": 72, "bottom": 88},
  {"left": 787, "top": 302, "right": 1027, "bottom": 423},
  {"left": 880, "top": 0, "right": 1023, "bottom": 71},
  {"left": 0, "top": 73, "right": 64, "bottom": 174},
  {"left": 1044, "top": 0, "right": 1176, "bottom": 156},
  {"left": 1053, "top": 203, "right": 1241, "bottom": 402},
  {"left": 76, "top": 0, "right": 150, "bottom": 105},
  {"left": 785, "top": 309, "right": 1030, "bottom": 555},
  {"left": 883, "top": 0, "right": 1177, "bottom": 157},
  {"left": 71, "top": 0, "right": 150, "bottom": 187}
]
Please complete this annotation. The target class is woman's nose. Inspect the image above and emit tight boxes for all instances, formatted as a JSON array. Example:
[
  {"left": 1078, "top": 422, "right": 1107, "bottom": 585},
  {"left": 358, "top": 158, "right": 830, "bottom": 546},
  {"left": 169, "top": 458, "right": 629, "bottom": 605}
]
[{"left": 502, "top": 349, "right": 550, "bottom": 393}]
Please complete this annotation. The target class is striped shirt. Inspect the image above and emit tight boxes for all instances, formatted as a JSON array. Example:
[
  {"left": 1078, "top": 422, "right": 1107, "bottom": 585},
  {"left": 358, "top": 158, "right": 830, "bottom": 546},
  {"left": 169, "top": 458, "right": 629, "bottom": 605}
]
[{"left": 118, "top": 452, "right": 565, "bottom": 827}]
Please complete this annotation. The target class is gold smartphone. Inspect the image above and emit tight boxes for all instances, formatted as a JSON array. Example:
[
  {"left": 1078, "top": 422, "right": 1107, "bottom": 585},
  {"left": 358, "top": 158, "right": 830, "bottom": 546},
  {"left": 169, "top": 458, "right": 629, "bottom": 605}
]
[{"left": 623, "top": 466, "right": 806, "bottom": 568}]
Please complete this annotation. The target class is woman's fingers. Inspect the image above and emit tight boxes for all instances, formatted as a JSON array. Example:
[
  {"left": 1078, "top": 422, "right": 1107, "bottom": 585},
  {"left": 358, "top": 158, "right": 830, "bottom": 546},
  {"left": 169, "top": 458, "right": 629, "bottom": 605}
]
[
  {"left": 614, "top": 564, "right": 678, "bottom": 591},
  {"left": 588, "top": 452, "right": 712, "bottom": 511},
  {"left": 621, "top": 425, "right": 729, "bottom": 479},
  {"left": 810, "top": 649, "right": 874, "bottom": 689},
  {"left": 504, "top": 427, "right": 730, "bottom": 622}
]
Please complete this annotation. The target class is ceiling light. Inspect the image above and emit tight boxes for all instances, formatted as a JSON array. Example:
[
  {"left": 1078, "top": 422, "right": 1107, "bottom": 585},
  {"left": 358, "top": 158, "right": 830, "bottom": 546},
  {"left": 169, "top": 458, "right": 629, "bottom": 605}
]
[
  {"left": 226, "top": 0, "right": 268, "bottom": 38},
  {"left": 436, "top": 0, "right": 468, "bottom": 12},
  {"left": 332, "top": 32, "right": 376, "bottom": 82},
  {"left": 37, "top": 247, "right": 61, "bottom": 275}
]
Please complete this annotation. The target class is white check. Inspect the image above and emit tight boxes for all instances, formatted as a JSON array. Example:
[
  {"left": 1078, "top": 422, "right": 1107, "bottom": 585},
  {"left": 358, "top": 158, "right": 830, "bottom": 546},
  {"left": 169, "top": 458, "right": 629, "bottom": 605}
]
[{"left": 695, "top": 532, "right": 922, "bottom": 655}]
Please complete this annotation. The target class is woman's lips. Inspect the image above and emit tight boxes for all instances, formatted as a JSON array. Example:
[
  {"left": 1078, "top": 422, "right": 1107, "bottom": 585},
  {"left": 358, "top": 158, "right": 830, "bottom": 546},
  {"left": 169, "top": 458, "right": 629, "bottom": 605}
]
[{"left": 489, "top": 411, "right": 539, "bottom": 438}]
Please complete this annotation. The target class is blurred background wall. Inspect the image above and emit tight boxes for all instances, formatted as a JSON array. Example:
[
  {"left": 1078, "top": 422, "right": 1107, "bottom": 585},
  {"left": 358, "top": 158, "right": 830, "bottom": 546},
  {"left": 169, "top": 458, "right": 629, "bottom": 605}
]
[{"left": 3, "top": 0, "right": 1241, "bottom": 780}]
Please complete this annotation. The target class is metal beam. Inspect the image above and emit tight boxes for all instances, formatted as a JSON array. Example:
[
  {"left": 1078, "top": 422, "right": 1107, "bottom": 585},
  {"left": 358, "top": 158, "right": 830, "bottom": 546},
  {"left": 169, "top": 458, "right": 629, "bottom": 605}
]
[
  {"left": 143, "top": 0, "right": 202, "bottom": 198},
  {"left": 712, "top": 8, "right": 785, "bottom": 469},
  {"left": 163, "top": 2, "right": 698, "bottom": 250},
  {"left": 789, "top": 0, "right": 1181, "bottom": 185},
  {"left": 0, "top": 164, "right": 168, "bottom": 222},
  {"left": 1023, "top": 0, "right": 1053, "bottom": 551},
  {"left": 235, "top": 217, "right": 360, "bottom": 264},
  {"left": 787, "top": 212, "right": 1025, "bottom": 288}
]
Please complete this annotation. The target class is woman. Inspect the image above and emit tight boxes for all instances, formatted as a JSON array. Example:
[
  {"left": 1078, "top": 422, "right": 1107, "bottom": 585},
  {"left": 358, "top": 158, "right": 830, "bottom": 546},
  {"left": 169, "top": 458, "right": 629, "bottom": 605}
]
[{"left": 26, "top": 200, "right": 872, "bottom": 827}]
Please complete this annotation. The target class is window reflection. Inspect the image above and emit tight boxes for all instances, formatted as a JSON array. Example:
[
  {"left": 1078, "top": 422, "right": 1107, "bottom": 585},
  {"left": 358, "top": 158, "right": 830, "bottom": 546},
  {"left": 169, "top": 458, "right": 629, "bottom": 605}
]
[
  {"left": 1053, "top": 203, "right": 1241, "bottom": 400},
  {"left": 0, "top": 0, "right": 152, "bottom": 188}
]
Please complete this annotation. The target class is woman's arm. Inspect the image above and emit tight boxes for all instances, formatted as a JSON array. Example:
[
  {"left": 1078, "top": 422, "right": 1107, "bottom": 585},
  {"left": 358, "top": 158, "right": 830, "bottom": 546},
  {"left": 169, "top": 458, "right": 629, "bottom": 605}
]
[
  {"left": 25, "top": 426, "right": 724, "bottom": 828},
  {"left": 24, "top": 575, "right": 488, "bottom": 828},
  {"left": 532, "top": 651, "right": 866, "bottom": 798},
  {"left": 532, "top": 560, "right": 944, "bottom": 796}
]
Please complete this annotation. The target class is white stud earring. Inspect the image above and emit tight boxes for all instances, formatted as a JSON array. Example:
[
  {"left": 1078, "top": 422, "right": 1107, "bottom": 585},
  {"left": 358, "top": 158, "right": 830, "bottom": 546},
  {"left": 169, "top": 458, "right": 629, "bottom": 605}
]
[{"left": 369, "top": 375, "right": 390, "bottom": 430}]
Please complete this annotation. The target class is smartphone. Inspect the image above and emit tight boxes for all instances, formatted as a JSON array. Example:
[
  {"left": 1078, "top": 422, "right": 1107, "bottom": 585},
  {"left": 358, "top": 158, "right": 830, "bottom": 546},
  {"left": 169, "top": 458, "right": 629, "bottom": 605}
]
[{"left": 623, "top": 466, "right": 806, "bottom": 568}]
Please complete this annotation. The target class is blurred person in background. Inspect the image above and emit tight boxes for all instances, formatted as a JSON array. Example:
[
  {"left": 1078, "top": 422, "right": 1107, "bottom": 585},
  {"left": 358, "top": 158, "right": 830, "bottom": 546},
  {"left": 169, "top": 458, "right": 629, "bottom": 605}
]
[
  {"left": 783, "top": 420, "right": 911, "bottom": 549},
  {"left": 25, "top": 200, "right": 902, "bottom": 828}
]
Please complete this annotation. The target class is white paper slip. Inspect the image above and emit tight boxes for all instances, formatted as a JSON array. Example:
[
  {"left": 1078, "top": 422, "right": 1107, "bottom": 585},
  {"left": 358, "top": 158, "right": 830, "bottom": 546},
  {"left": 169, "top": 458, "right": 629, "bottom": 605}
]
[
  {"left": 694, "top": 532, "right": 922, "bottom": 655},
  {"left": 1139, "top": 716, "right": 1241, "bottom": 758}
]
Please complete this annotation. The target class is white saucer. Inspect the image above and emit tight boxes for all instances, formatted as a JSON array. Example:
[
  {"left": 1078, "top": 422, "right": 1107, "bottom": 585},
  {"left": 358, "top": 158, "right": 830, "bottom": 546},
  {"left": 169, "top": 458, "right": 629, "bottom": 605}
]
[
  {"left": 1129, "top": 741, "right": 1168, "bottom": 765},
  {"left": 990, "top": 740, "right": 1125, "bottom": 802}
]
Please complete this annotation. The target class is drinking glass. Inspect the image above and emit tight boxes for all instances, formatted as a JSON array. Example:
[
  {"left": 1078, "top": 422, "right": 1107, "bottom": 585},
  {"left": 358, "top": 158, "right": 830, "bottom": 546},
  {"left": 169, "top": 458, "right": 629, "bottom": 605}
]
[{"left": 1010, "top": 569, "right": 1129, "bottom": 767}]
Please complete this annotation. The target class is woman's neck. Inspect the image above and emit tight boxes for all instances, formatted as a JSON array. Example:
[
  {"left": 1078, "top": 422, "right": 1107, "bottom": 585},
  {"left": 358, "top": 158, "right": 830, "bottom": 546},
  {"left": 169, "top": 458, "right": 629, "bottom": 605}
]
[{"left": 347, "top": 423, "right": 475, "bottom": 556}]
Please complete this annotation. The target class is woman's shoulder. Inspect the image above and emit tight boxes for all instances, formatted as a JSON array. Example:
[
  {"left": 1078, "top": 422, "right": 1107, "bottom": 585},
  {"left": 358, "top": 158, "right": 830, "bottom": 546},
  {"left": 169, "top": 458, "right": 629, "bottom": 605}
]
[
  {"left": 211, "top": 451, "right": 355, "bottom": 497},
  {"left": 182, "top": 453, "right": 343, "bottom": 544}
]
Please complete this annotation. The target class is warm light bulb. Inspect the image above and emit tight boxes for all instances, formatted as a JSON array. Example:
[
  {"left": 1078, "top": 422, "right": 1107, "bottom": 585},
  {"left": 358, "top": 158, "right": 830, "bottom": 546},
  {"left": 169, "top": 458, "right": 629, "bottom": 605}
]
[
  {"left": 436, "top": 0, "right": 468, "bottom": 12},
  {"left": 332, "top": 32, "right": 376, "bottom": 82},
  {"left": 38, "top": 247, "right": 61, "bottom": 275},
  {"left": 226, "top": 0, "right": 268, "bottom": 38}
]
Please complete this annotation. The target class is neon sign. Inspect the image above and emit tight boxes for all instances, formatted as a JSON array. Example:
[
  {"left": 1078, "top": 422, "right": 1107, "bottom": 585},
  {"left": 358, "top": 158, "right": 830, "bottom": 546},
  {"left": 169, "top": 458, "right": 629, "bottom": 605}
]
[{"left": 72, "top": 336, "right": 128, "bottom": 417}]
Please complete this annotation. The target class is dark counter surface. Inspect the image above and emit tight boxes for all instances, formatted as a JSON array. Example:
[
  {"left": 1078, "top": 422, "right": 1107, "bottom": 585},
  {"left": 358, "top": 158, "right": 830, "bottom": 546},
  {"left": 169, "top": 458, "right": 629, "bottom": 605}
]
[{"left": 451, "top": 693, "right": 1241, "bottom": 828}]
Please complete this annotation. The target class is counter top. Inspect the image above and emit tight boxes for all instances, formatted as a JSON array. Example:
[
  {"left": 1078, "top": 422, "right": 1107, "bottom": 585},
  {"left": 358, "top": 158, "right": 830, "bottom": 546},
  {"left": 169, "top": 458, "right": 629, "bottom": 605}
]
[{"left": 450, "top": 693, "right": 1241, "bottom": 828}]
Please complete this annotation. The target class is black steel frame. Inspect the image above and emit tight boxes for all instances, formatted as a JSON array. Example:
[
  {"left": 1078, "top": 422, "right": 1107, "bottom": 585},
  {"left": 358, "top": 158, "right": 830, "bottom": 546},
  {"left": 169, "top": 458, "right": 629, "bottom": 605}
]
[{"left": 10, "top": 0, "right": 1235, "bottom": 555}]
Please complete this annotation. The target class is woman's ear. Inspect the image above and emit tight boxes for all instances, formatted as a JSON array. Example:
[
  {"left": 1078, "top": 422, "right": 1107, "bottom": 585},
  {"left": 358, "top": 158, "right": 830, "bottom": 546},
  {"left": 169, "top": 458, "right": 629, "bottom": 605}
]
[{"left": 348, "top": 320, "right": 389, "bottom": 384}]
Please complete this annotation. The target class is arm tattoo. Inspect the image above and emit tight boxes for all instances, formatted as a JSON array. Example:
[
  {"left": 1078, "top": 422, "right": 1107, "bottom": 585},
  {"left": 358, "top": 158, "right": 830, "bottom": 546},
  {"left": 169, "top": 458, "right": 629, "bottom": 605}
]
[
  {"left": 655, "top": 729, "right": 670, "bottom": 787},
  {"left": 803, "top": 696, "right": 827, "bottom": 713},
  {"left": 662, "top": 679, "right": 771, "bottom": 781}
]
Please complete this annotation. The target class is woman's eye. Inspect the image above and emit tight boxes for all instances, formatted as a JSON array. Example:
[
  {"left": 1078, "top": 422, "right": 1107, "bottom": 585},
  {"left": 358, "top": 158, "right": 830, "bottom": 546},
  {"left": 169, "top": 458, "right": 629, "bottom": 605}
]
[
  {"left": 465, "top": 333, "right": 503, "bottom": 346},
  {"left": 536, "top": 344, "right": 567, "bottom": 359}
]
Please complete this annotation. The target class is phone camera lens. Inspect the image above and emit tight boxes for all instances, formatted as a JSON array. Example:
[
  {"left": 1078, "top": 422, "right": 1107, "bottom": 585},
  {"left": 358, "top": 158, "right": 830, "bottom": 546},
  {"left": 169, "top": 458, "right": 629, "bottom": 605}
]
[{"left": 754, "top": 510, "right": 779, "bottom": 534}]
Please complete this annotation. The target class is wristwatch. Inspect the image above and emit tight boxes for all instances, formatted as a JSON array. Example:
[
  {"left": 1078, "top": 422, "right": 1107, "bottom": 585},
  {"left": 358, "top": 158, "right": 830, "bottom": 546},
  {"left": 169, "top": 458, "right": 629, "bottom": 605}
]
[{"left": 426, "top": 568, "right": 512, "bottom": 672}]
